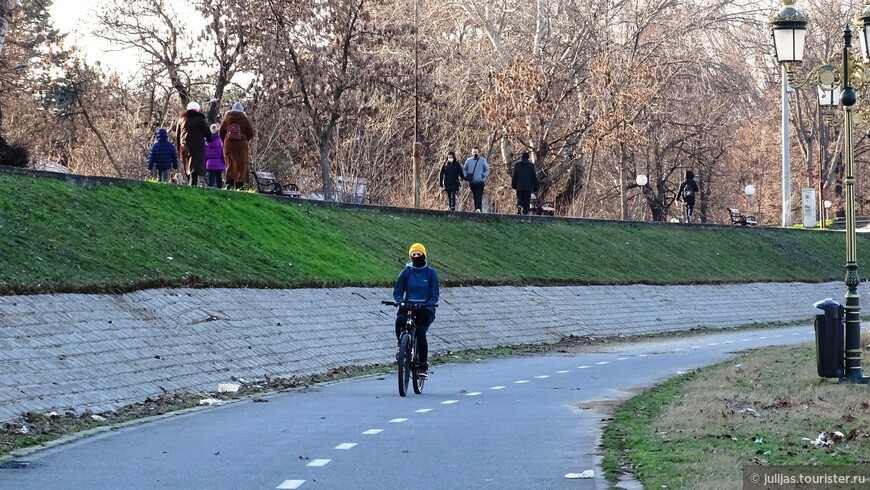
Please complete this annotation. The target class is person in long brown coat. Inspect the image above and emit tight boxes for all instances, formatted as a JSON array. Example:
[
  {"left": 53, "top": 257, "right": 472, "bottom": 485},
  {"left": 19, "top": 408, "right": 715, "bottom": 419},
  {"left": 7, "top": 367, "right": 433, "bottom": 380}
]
[
  {"left": 219, "top": 102, "right": 255, "bottom": 190},
  {"left": 175, "top": 101, "right": 212, "bottom": 186}
]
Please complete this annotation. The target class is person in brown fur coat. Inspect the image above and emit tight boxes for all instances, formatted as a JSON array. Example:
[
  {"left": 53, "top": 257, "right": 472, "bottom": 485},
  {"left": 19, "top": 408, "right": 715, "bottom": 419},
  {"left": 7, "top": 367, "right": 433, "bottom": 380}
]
[{"left": 219, "top": 102, "right": 256, "bottom": 190}]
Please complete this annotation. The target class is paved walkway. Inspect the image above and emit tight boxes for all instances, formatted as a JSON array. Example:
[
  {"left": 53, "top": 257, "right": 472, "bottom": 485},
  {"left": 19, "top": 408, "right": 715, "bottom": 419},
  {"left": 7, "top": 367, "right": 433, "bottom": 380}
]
[{"left": 0, "top": 282, "right": 850, "bottom": 422}]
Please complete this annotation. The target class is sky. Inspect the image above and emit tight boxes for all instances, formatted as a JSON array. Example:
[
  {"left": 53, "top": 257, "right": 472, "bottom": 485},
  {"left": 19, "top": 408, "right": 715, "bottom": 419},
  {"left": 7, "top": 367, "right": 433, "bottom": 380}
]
[
  {"left": 49, "top": 0, "right": 137, "bottom": 74},
  {"left": 48, "top": 0, "right": 202, "bottom": 77}
]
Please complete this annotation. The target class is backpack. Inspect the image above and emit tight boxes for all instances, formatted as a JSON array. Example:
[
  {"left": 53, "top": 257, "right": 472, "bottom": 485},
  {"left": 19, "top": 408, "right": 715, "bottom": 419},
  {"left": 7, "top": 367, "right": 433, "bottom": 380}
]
[
  {"left": 683, "top": 182, "right": 694, "bottom": 199},
  {"left": 227, "top": 122, "right": 242, "bottom": 141}
]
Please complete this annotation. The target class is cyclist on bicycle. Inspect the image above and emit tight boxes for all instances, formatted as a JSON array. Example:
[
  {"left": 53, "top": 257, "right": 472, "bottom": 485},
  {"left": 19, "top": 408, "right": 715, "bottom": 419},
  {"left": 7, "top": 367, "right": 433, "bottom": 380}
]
[
  {"left": 392, "top": 243, "right": 439, "bottom": 377},
  {"left": 676, "top": 170, "right": 699, "bottom": 223}
]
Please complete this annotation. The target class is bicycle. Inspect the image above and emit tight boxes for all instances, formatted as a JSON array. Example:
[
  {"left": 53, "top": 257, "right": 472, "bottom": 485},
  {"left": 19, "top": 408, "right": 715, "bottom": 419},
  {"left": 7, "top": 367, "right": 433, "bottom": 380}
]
[{"left": 381, "top": 301, "right": 436, "bottom": 397}]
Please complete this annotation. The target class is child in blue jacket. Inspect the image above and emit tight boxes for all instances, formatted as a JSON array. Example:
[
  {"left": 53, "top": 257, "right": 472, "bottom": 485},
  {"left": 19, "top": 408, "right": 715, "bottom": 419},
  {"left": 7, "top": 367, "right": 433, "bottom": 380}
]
[{"left": 147, "top": 128, "right": 178, "bottom": 183}]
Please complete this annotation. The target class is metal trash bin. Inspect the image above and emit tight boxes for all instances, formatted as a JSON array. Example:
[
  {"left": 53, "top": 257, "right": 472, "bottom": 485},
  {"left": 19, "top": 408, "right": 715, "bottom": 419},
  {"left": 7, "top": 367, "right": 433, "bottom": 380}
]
[{"left": 814, "top": 298, "right": 845, "bottom": 378}]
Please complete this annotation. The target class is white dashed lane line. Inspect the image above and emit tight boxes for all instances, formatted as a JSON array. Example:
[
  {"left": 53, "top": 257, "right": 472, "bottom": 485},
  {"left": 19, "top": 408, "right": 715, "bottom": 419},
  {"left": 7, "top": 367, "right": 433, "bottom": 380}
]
[
  {"left": 534, "top": 375, "right": 550, "bottom": 379},
  {"left": 616, "top": 357, "right": 629, "bottom": 360},
  {"left": 362, "top": 429, "right": 382, "bottom": 435},
  {"left": 578, "top": 365, "right": 590, "bottom": 369},
  {"left": 441, "top": 400, "right": 459, "bottom": 405},
  {"left": 415, "top": 408, "right": 433, "bottom": 413},
  {"left": 389, "top": 418, "right": 408, "bottom": 423},
  {"left": 306, "top": 459, "right": 331, "bottom": 467},
  {"left": 490, "top": 386, "right": 506, "bottom": 390},
  {"left": 335, "top": 443, "right": 357, "bottom": 450},
  {"left": 514, "top": 380, "right": 529, "bottom": 384},
  {"left": 277, "top": 480, "right": 305, "bottom": 489},
  {"left": 465, "top": 392, "right": 482, "bottom": 396},
  {"left": 557, "top": 370, "right": 570, "bottom": 373},
  {"left": 596, "top": 361, "right": 609, "bottom": 365}
]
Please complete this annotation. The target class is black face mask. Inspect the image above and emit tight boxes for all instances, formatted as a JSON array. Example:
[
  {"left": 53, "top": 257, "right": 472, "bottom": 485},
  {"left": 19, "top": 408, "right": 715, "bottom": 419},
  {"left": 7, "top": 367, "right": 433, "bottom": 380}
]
[{"left": 412, "top": 256, "right": 426, "bottom": 267}]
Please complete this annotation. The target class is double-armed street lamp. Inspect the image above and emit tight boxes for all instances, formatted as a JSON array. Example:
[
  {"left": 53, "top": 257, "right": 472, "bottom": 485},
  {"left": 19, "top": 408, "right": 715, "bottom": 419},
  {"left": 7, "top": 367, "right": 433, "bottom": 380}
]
[{"left": 770, "top": 0, "right": 870, "bottom": 384}]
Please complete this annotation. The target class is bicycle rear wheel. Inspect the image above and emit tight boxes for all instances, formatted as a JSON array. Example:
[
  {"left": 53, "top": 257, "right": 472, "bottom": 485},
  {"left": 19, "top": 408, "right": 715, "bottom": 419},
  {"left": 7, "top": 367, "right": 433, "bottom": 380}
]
[{"left": 397, "top": 334, "right": 412, "bottom": 397}]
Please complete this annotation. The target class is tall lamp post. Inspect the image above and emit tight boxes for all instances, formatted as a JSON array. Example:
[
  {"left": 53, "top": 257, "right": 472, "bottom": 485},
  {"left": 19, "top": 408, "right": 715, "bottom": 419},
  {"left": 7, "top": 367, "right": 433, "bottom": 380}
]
[
  {"left": 770, "top": 0, "right": 808, "bottom": 227},
  {"left": 411, "top": 0, "right": 422, "bottom": 208}
]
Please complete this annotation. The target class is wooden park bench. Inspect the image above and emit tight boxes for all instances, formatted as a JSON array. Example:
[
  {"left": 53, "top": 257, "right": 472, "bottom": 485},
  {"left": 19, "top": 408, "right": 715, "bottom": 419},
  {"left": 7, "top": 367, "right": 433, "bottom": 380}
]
[
  {"left": 530, "top": 193, "right": 556, "bottom": 216},
  {"left": 251, "top": 171, "right": 301, "bottom": 198},
  {"left": 728, "top": 207, "right": 757, "bottom": 226}
]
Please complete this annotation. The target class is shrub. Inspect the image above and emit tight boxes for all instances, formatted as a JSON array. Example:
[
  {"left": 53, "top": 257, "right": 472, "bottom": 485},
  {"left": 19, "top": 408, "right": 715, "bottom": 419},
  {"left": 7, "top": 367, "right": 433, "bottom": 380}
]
[{"left": 0, "top": 135, "right": 29, "bottom": 168}]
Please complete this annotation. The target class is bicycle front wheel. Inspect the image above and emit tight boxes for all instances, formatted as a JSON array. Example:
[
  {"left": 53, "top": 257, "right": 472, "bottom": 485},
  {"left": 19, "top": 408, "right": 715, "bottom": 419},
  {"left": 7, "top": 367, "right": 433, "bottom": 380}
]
[{"left": 397, "top": 335, "right": 412, "bottom": 397}]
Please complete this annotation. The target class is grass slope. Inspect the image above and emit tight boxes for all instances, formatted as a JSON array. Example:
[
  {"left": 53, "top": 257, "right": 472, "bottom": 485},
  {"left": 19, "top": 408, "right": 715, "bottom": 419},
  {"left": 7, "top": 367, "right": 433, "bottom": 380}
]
[{"left": 0, "top": 171, "right": 864, "bottom": 294}]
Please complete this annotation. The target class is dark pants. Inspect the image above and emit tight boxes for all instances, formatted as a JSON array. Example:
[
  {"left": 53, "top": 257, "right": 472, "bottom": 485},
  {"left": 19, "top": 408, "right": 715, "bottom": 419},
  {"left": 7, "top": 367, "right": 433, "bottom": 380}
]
[
  {"left": 470, "top": 182, "right": 485, "bottom": 211},
  {"left": 516, "top": 191, "right": 532, "bottom": 214},
  {"left": 189, "top": 173, "right": 199, "bottom": 186},
  {"left": 683, "top": 198, "right": 696, "bottom": 221},
  {"left": 207, "top": 170, "right": 223, "bottom": 189},
  {"left": 153, "top": 169, "right": 170, "bottom": 183},
  {"left": 395, "top": 309, "right": 434, "bottom": 370},
  {"left": 446, "top": 190, "right": 457, "bottom": 210}
]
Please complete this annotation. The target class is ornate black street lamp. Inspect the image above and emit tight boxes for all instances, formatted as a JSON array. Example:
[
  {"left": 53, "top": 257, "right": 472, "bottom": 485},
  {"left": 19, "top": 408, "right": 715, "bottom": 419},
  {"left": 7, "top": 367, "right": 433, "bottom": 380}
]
[{"left": 840, "top": 22, "right": 870, "bottom": 384}]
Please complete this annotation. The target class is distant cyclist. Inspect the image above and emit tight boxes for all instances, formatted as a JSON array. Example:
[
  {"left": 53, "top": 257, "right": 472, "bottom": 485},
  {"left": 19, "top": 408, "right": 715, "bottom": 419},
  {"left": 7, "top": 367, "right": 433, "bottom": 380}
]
[
  {"left": 676, "top": 170, "right": 700, "bottom": 223},
  {"left": 392, "top": 243, "right": 439, "bottom": 377}
]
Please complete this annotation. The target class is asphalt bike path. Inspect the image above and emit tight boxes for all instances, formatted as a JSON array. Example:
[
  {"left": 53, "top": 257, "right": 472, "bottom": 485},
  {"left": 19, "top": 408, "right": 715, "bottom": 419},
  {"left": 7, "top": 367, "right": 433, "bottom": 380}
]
[{"left": 0, "top": 325, "right": 817, "bottom": 489}]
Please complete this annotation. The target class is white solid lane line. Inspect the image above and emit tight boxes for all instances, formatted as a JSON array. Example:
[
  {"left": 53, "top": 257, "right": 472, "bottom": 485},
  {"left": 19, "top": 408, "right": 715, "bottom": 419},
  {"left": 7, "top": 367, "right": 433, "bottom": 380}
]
[
  {"left": 389, "top": 418, "right": 408, "bottom": 423},
  {"left": 335, "top": 443, "right": 357, "bottom": 450},
  {"left": 362, "top": 429, "right": 383, "bottom": 435},
  {"left": 277, "top": 480, "right": 305, "bottom": 489},
  {"left": 306, "top": 459, "right": 331, "bottom": 467}
]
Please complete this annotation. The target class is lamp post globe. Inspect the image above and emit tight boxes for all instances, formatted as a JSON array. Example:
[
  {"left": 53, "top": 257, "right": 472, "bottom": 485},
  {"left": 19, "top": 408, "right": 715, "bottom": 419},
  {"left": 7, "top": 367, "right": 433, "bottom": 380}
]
[
  {"left": 745, "top": 184, "right": 756, "bottom": 197},
  {"left": 636, "top": 174, "right": 648, "bottom": 187}
]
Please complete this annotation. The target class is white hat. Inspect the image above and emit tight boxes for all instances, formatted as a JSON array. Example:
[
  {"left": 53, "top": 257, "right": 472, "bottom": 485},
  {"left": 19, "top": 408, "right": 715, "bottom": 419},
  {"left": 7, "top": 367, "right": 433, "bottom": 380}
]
[
  {"left": 232, "top": 102, "right": 244, "bottom": 112},
  {"left": 187, "top": 101, "right": 201, "bottom": 112}
]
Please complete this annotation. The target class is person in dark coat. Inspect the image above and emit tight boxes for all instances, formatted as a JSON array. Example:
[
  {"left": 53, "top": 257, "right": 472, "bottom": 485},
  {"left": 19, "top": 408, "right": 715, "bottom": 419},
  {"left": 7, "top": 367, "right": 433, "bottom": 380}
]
[
  {"left": 511, "top": 152, "right": 539, "bottom": 215},
  {"left": 146, "top": 128, "right": 178, "bottom": 183},
  {"left": 175, "top": 101, "right": 212, "bottom": 187},
  {"left": 438, "top": 151, "right": 465, "bottom": 211},
  {"left": 676, "top": 170, "right": 700, "bottom": 223}
]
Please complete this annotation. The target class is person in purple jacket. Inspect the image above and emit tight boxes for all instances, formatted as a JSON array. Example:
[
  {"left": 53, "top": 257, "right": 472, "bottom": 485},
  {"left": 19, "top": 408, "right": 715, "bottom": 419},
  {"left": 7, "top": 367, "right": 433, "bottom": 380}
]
[
  {"left": 204, "top": 124, "right": 226, "bottom": 189},
  {"left": 392, "top": 243, "right": 439, "bottom": 377}
]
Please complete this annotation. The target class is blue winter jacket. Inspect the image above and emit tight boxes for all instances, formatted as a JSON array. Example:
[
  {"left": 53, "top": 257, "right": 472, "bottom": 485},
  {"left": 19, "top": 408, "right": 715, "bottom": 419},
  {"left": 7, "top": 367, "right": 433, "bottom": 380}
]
[
  {"left": 147, "top": 128, "right": 179, "bottom": 171},
  {"left": 392, "top": 262, "right": 439, "bottom": 314}
]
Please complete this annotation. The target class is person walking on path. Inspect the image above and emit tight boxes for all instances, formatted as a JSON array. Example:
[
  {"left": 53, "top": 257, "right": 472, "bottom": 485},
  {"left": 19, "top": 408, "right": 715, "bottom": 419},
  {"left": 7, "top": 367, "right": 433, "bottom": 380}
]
[
  {"left": 146, "top": 128, "right": 178, "bottom": 183},
  {"left": 392, "top": 243, "right": 439, "bottom": 377},
  {"left": 463, "top": 146, "right": 490, "bottom": 212},
  {"left": 676, "top": 170, "right": 700, "bottom": 223},
  {"left": 219, "top": 101, "right": 256, "bottom": 190},
  {"left": 511, "top": 152, "right": 538, "bottom": 215},
  {"left": 438, "top": 151, "right": 465, "bottom": 211},
  {"left": 204, "top": 123, "right": 226, "bottom": 189},
  {"left": 175, "top": 101, "right": 212, "bottom": 187}
]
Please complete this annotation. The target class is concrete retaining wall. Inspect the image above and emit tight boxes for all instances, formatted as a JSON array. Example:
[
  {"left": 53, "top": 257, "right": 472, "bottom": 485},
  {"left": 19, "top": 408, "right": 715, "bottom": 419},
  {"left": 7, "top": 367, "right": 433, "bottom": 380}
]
[{"left": 0, "top": 282, "right": 848, "bottom": 422}]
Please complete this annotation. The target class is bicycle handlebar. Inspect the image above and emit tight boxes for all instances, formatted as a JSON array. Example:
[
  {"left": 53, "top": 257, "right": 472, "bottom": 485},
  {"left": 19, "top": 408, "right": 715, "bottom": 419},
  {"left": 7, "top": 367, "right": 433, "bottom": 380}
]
[{"left": 381, "top": 301, "right": 438, "bottom": 308}]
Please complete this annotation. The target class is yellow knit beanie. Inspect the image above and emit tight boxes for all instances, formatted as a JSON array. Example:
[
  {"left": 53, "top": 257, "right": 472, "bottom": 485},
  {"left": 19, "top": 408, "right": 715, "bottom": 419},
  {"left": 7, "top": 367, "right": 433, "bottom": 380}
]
[{"left": 408, "top": 243, "right": 427, "bottom": 259}]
